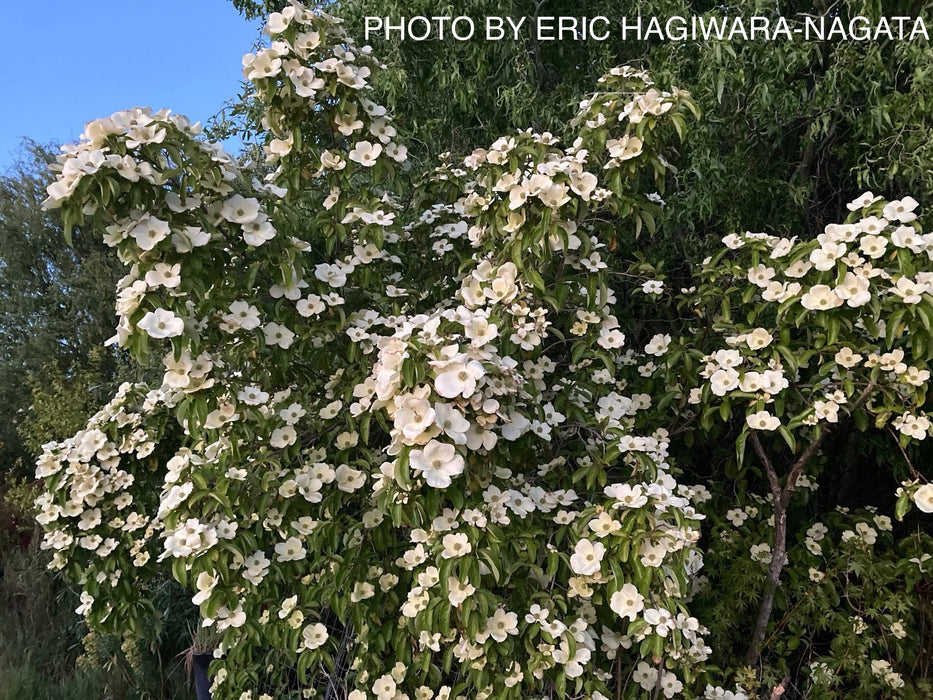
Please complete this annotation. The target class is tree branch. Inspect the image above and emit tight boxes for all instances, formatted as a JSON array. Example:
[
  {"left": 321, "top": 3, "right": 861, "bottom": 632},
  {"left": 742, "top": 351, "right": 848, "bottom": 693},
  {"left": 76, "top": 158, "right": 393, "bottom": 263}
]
[
  {"left": 750, "top": 432, "right": 781, "bottom": 500},
  {"left": 782, "top": 428, "right": 829, "bottom": 506},
  {"left": 887, "top": 425, "right": 923, "bottom": 481},
  {"left": 745, "top": 381, "right": 876, "bottom": 664}
]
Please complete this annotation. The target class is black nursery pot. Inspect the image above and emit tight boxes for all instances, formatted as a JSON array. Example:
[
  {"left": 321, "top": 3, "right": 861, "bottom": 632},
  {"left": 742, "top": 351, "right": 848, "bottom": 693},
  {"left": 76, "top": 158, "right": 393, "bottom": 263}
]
[{"left": 193, "top": 652, "right": 214, "bottom": 700}]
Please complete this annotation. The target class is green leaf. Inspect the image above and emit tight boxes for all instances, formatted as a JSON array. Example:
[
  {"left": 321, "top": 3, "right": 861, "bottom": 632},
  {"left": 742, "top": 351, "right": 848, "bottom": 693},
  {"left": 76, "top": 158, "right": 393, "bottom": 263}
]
[
  {"left": 778, "top": 425, "right": 796, "bottom": 453},
  {"left": 895, "top": 492, "right": 910, "bottom": 521},
  {"left": 886, "top": 308, "right": 906, "bottom": 348},
  {"left": 171, "top": 558, "right": 188, "bottom": 587},
  {"left": 736, "top": 429, "right": 749, "bottom": 466},
  {"left": 525, "top": 268, "right": 546, "bottom": 293}
]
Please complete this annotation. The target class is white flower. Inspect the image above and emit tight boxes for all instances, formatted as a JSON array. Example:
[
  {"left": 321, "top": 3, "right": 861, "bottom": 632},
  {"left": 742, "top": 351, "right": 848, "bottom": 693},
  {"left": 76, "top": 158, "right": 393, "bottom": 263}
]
[
  {"left": 348, "top": 141, "right": 382, "bottom": 167},
  {"left": 263, "top": 322, "right": 295, "bottom": 349},
  {"left": 138, "top": 309, "right": 184, "bottom": 338},
  {"left": 746, "top": 410, "right": 780, "bottom": 431},
  {"left": 280, "top": 403, "right": 306, "bottom": 425},
  {"left": 372, "top": 674, "right": 397, "bottom": 700},
  {"left": 709, "top": 368, "right": 739, "bottom": 397},
  {"left": 847, "top": 191, "right": 880, "bottom": 211},
  {"left": 597, "top": 327, "right": 625, "bottom": 349},
  {"left": 644, "top": 333, "right": 671, "bottom": 356},
  {"left": 394, "top": 392, "right": 436, "bottom": 443},
  {"left": 441, "top": 532, "right": 472, "bottom": 558},
  {"left": 410, "top": 440, "right": 465, "bottom": 488},
  {"left": 605, "top": 483, "right": 648, "bottom": 508},
  {"left": 297, "top": 295, "right": 325, "bottom": 317},
  {"left": 810, "top": 242, "right": 845, "bottom": 271},
  {"left": 660, "top": 672, "right": 683, "bottom": 699},
  {"left": 893, "top": 277, "right": 923, "bottom": 304},
  {"left": 913, "top": 483, "right": 933, "bottom": 513},
  {"left": 859, "top": 234, "right": 887, "bottom": 258},
  {"left": 485, "top": 608, "right": 518, "bottom": 642},
  {"left": 238, "top": 385, "right": 269, "bottom": 405},
  {"left": 221, "top": 194, "right": 261, "bottom": 224},
  {"left": 242, "top": 551, "right": 271, "bottom": 585},
  {"left": 192, "top": 572, "right": 217, "bottom": 606},
  {"left": 750, "top": 543, "right": 772, "bottom": 564},
  {"left": 883, "top": 196, "right": 918, "bottom": 222},
  {"left": 447, "top": 576, "right": 476, "bottom": 605},
  {"left": 145, "top": 263, "right": 181, "bottom": 289},
  {"left": 351, "top": 582, "right": 375, "bottom": 602},
  {"left": 172, "top": 226, "right": 211, "bottom": 253},
  {"left": 433, "top": 403, "right": 470, "bottom": 444},
  {"left": 834, "top": 272, "right": 871, "bottom": 308},
  {"left": 243, "top": 217, "right": 276, "bottom": 246},
  {"left": 77, "top": 508, "right": 102, "bottom": 531},
  {"left": 524, "top": 604, "right": 549, "bottom": 624},
  {"left": 606, "top": 134, "right": 643, "bottom": 160},
  {"left": 302, "top": 622, "right": 328, "bottom": 650},
  {"left": 748, "top": 264, "right": 776, "bottom": 286},
  {"left": 746, "top": 328, "right": 773, "bottom": 349},
  {"left": 643, "top": 607, "right": 674, "bottom": 636},
  {"left": 834, "top": 347, "right": 862, "bottom": 368},
  {"left": 224, "top": 301, "right": 261, "bottom": 330},
  {"left": 434, "top": 360, "right": 485, "bottom": 399},
  {"left": 130, "top": 215, "right": 171, "bottom": 250},
  {"left": 855, "top": 522, "right": 877, "bottom": 545},
  {"left": 244, "top": 49, "right": 282, "bottom": 80},
  {"left": 633, "top": 661, "right": 659, "bottom": 691},
  {"left": 569, "top": 538, "right": 605, "bottom": 576},
  {"left": 800, "top": 284, "right": 843, "bottom": 311},
  {"left": 726, "top": 508, "right": 748, "bottom": 527},
  {"left": 641, "top": 279, "right": 664, "bottom": 294},
  {"left": 212, "top": 605, "right": 246, "bottom": 630},
  {"left": 275, "top": 536, "right": 306, "bottom": 562},
  {"left": 335, "top": 464, "right": 366, "bottom": 492},
  {"left": 270, "top": 426, "right": 297, "bottom": 448},
  {"left": 722, "top": 233, "right": 744, "bottom": 249},
  {"left": 609, "top": 583, "right": 644, "bottom": 621}
]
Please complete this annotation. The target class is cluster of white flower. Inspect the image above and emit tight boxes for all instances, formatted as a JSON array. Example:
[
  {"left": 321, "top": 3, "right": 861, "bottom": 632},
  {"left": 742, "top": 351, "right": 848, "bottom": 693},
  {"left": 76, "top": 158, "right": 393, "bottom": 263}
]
[
  {"left": 691, "top": 194, "right": 933, "bottom": 451},
  {"left": 35, "top": 383, "right": 166, "bottom": 610},
  {"left": 247, "top": 6, "right": 407, "bottom": 177},
  {"left": 34, "top": 2, "right": 721, "bottom": 697},
  {"left": 870, "top": 658, "right": 905, "bottom": 689}
]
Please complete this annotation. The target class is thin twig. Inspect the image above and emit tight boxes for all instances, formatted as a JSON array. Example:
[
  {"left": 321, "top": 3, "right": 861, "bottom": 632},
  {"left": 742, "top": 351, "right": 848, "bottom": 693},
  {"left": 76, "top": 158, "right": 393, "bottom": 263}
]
[{"left": 886, "top": 424, "right": 923, "bottom": 481}]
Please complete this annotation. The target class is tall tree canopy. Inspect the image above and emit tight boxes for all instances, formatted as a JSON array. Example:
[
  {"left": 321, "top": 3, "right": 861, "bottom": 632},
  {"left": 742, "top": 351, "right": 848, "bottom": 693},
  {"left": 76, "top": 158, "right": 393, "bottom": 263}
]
[
  {"left": 234, "top": 0, "right": 933, "bottom": 241},
  {"left": 30, "top": 3, "right": 933, "bottom": 698},
  {"left": 0, "top": 142, "right": 126, "bottom": 470}
]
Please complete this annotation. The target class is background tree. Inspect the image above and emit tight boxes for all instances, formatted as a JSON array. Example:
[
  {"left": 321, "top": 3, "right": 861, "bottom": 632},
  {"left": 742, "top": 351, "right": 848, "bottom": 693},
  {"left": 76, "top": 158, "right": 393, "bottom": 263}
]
[
  {"left": 233, "top": 0, "right": 933, "bottom": 240},
  {"left": 0, "top": 143, "right": 192, "bottom": 698},
  {"left": 0, "top": 141, "right": 129, "bottom": 474}
]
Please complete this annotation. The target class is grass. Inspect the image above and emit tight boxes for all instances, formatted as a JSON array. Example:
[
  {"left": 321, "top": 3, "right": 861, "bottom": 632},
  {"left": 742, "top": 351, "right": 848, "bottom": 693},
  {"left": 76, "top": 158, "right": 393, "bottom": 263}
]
[{"left": 0, "top": 531, "right": 195, "bottom": 700}]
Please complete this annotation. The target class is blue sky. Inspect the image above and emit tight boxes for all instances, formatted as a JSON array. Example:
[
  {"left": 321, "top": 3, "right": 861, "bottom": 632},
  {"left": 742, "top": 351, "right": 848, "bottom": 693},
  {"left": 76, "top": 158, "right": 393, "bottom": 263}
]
[{"left": 0, "top": 0, "right": 262, "bottom": 169}]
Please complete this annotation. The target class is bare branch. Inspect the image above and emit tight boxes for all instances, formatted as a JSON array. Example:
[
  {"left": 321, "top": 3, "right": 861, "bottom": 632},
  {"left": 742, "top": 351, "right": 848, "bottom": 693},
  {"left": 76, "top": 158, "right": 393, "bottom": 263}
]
[
  {"left": 750, "top": 432, "right": 781, "bottom": 499},
  {"left": 887, "top": 425, "right": 923, "bottom": 481}
]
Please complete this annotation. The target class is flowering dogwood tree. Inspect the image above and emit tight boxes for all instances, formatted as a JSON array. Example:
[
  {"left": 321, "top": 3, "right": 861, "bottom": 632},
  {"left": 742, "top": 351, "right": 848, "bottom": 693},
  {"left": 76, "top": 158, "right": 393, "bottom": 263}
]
[{"left": 33, "top": 2, "right": 933, "bottom": 698}]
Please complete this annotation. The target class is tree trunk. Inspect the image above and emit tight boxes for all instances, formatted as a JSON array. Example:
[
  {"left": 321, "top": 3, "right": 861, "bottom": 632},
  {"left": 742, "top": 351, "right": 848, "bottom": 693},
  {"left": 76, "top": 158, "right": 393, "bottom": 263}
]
[{"left": 745, "top": 494, "right": 789, "bottom": 664}]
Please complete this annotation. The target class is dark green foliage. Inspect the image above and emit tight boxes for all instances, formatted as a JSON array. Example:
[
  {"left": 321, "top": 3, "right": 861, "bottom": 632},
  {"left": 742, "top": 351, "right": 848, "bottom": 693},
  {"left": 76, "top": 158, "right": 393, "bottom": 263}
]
[
  {"left": 0, "top": 541, "right": 197, "bottom": 700},
  {"left": 310, "top": 0, "right": 933, "bottom": 242},
  {"left": 0, "top": 141, "right": 127, "bottom": 473},
  {"left": 0, "top": 141, "right": 179, "bottom": 699}
]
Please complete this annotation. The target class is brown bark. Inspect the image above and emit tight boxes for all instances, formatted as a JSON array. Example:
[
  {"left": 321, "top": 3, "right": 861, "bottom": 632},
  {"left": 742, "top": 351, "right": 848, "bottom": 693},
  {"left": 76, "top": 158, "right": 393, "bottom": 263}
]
[{"left": 744, "top": 384, "right": 875, "bottom": 664}]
